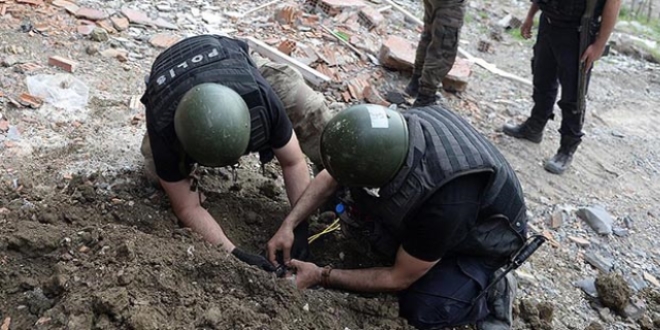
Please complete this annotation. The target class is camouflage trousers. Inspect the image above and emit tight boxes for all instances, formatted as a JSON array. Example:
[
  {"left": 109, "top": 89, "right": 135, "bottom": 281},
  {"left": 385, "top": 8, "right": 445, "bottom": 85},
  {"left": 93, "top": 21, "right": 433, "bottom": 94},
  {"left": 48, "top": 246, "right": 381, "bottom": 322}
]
[
  {"left": 414, "top": 0, "right": 467, "bottom": 95},
  {"left": 140, "top": 59, "right": 332, "bottom": 185}
]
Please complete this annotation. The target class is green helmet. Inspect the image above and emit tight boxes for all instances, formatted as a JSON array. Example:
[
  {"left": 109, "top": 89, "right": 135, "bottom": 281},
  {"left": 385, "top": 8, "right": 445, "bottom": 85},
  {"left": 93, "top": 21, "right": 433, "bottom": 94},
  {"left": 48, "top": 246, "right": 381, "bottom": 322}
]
[
  {"left": 174, "top": 83, "right": 251, "bottom": 167},
  {"left": 320, "top": 104, "right": 409, "bottom": 188}
]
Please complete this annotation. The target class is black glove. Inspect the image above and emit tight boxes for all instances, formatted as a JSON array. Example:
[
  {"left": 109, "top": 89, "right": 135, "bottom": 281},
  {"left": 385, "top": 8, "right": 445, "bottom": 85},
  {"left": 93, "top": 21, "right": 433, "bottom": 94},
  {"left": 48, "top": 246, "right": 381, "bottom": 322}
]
[
  {"left": 231, "top": 248, "right": 277, "bottom": 273},
  {"left": 291, "top": 221, "right": 310, "bottom": 261}
]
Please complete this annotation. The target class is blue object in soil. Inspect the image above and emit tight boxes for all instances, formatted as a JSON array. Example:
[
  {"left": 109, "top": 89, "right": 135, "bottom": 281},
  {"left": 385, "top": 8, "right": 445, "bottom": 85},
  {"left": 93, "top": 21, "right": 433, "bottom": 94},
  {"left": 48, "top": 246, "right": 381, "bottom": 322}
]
[{"left": 335, "top": 203, "right": 345, "bottom": 215}]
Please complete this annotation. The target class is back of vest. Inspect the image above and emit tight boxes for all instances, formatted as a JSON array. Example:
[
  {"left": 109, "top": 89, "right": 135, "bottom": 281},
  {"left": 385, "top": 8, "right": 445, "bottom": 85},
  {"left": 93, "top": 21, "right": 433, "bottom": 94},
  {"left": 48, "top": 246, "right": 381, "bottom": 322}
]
[
  {"left": 141, "top": 35, "right": 275, "bottom": 164},
  {"left": 352, "top": 106, "right": 527, "bottom": 260}
]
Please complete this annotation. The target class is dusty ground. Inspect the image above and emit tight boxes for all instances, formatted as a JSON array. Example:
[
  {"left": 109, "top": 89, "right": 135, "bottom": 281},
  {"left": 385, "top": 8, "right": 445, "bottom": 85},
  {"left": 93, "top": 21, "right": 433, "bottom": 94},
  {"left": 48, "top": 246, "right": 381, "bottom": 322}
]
[{"left": 1, "top": 0, "right": 659, "bottom": 329}]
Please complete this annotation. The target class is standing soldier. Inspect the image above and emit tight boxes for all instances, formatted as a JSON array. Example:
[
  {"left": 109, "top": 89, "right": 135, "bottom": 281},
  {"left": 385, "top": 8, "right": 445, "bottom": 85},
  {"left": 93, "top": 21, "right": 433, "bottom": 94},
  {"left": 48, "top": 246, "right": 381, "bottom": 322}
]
[
  {"left": 403, "top": 0, "right": 467, "bottom": 107},
  {"left": 502, "top": 0, "right": 621, "bottom": 174}
]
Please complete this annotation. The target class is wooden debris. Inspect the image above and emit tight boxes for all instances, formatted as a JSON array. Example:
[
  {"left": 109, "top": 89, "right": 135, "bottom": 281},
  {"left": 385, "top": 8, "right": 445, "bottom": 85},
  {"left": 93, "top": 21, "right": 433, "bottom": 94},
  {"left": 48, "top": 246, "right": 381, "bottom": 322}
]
[{"left": 244, "top": 36, "right": 331, "bottom": 88}]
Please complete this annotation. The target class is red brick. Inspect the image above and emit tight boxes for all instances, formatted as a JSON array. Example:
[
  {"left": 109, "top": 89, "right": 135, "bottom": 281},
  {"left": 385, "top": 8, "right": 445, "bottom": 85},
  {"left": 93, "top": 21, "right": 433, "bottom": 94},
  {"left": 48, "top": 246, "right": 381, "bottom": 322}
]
[
  {"left": 0, "top": 120, "right": 9, "bottom": 132},
  {"left": 18, "top": 92, "right": 42, "bottom": 108},
  {"left": 75, "top": 7, "right": 108, "bottom": 21},
  {"left": 48, "top": 55, "right": 78, "bottom": 73},
  {"left": 442, "top": 58, "right": 471, "bottom": 92},
  {"left": 149, "top": 33, "right": 180, "bottom": 49},
  {"left": 277, "top": 40, "right": 296, "bottom": 56},
  {"left": 378, "top": 36, "right": 416, "bottom": 71},
  {"left": 121, "top": 7, "right": 152, "bottom": 25},
  {"left": 77, "top": 24, "right": 95, "bottom": 35},
  {"left": 318, "top": 0, "right": 365, "bottom": 15},
  {"left": 363, "top": 85, "right": 389, "bottom": 106},
  {"left": 111, "top": 16, "right": 129, "bottom": 31},
  {"left": 97, "top": 20, "right": 116, "bottom": 34},
  {"left": 358, "top": 6, "right": 384, "bottom": 29}
]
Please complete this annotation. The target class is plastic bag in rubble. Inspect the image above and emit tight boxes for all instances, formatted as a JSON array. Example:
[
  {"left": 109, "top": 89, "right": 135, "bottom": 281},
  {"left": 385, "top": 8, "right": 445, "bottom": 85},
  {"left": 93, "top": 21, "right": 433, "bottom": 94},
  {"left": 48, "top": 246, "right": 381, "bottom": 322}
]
[{"left": 26, "top": 73, "right": 89, "bottom": 110}]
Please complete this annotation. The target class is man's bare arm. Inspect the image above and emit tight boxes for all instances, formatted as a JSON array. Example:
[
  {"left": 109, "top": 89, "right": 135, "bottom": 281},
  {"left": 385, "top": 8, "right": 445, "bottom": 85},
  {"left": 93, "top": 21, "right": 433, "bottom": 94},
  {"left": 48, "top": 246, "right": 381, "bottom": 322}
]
[
  {"left": 273, "top": 131, "right": 310, "bottom": 207},
  {"left": 161, "top": 178, "right": 235, "bottom": 253},
  {"left": 594, "top": 0, "right": 622, "bottom": 48},
  {"left": 290, "top": 246, "right": 438, "bottom": 292}
]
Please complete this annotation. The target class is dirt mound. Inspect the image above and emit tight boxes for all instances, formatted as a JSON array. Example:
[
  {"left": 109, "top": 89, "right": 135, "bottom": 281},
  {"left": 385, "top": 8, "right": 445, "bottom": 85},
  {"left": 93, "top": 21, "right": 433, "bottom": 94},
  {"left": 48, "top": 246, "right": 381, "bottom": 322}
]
[
  {"left": 0, "top": 172, "right": 411, "bottom": 330},
  {"left": 595, "top": 273, "right": 632, "bottom": 315}
]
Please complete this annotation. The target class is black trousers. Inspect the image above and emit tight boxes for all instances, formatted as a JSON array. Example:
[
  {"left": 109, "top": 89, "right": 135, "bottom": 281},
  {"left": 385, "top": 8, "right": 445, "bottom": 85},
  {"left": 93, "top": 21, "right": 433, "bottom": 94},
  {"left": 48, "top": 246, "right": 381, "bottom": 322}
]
[
  {"left": 398, "top": 256, "right": 498, "bottom": 329},
  {"left": 530, "top": 13, "right": 593, "bottom": 139}
]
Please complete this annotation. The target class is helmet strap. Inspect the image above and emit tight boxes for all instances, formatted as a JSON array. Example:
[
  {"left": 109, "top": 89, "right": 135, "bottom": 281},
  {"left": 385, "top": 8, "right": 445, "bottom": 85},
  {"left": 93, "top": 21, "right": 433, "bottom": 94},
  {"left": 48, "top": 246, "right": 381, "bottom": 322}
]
[{"left": 189, "top": 164, "right": 204, "bottom": 205}]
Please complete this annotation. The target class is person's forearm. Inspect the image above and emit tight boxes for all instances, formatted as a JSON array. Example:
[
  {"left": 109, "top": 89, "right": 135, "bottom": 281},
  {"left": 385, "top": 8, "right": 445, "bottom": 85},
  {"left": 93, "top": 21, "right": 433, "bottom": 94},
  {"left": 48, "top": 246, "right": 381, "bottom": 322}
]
[
  {"left": 281, "top": 161, "right": 311, "bottom": 207},
  {"left": 527, "top": 3, "right": 539, "bottom": 20},
  {"left": 177, "top": 207, "right": 235, "bottom": 252},
  {"left": 322, "top": 267, "right": 407, "bottom": 292},
  {"left": 594, "top": 0, "right": 621, "bottom": 47},
  {"left": 281, "top": 170, "right": 338, "bottom": 230}
]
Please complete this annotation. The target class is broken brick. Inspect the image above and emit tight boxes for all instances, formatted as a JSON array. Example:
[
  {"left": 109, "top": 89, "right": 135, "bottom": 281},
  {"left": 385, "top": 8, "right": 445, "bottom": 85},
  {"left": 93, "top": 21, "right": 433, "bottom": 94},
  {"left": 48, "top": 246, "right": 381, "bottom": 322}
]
[
  {"left": 18, "top": 93, "right": 43, "bottom": 108},
  {"left": 75, "top": 7, "right": 108, "bottom": 21},
  {"left": 16, "top": 0, "right": 42, "bottom": 6},
  {"left": 277, "top": 40, "right": 296, "bottom": 56},
  {"left": 317, "top": 0, "right": 366, "bottom": 16},
  {"left": 77, "top": 24, "right": 95, "bottom": 35},
  {"left": 48, "top": 55, "right": 78, "bottom": 73},
  {"left": 0, "top": 120, "right": 9, "bottom": 132},
  {"left": 110, "top": 16, "right": 129, "bottom": 31},
  {"left": 378, "top": 36, "right": 416, "bottom": 71},
  {"left": 97, "top": 20, "right": 117, "bottom": 34},
  {"left": 478, "top": 40, "right": 491, "bottom": 53},
  {"left": 358, "top": 6, "right": 384, "bottom": 30},
  {"left": 149, "top": 33, "right": 181, "bottom": 49},
  {"left": 442, "top": 58, "right": 471, "bottom": 93},
  {"left": 274, "top": 4, "right": 300, "bottom": 25},
  {"left": 121, "top": 7, "right": 152, "bottom": 26},
  {"left": 363, "top": 85, "right": 389, "bottom": 106}
]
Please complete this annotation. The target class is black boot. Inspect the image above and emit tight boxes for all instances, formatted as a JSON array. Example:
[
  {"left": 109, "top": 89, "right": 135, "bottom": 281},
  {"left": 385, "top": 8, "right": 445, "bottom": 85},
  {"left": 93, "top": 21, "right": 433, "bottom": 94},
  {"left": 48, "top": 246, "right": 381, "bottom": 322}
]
[
  {"left": 477, "top": 271, "right": 517, "bottom": 330},
  {"left": 502, "top": 117, "right": 546, "bottom": 143},
  {"left": 404, "top": 74, "right": 421, "bottom": 97},
  {"left": 544, "top": 135, "right": 581, "bottom": 175},
  {"left": 412, "top": 92, "right": 438, "bottom": 107}
]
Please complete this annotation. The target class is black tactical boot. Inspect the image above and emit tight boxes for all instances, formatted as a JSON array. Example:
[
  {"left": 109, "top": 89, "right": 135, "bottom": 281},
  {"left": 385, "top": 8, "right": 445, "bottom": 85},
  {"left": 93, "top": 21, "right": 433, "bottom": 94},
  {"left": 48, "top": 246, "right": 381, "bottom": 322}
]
[
  {"left": 477, "top": 271, "right": 517, "bottom": 330},
  {"left": 412, "top": 92, "right": 438, "bottom": 107},
  {"left": 544, "top": 135, "right": 581, "bottom": 175},
  {"left": 404, "top": 74, "right": 421, "bottom": 97},
  {"left": 502, "top": 117, "right": 546, "bottom": 143}
]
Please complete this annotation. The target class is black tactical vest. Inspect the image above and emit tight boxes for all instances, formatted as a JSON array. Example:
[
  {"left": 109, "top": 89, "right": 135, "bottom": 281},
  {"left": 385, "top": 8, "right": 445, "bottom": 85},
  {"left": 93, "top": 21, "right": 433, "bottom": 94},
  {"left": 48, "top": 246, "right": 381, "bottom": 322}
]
[
  {"left": 346, "top": 106, "right": 527, "bottom": 260},
  {"left": 141, "top": 35, "right": 275, "bottom": 169}
]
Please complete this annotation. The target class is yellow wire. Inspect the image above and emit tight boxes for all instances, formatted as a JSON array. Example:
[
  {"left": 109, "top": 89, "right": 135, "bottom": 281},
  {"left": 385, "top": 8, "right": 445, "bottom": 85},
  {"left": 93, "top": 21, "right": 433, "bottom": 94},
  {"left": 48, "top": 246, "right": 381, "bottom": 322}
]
[{"left": 308, "top": 218, "right": 341, "bottom": 244}]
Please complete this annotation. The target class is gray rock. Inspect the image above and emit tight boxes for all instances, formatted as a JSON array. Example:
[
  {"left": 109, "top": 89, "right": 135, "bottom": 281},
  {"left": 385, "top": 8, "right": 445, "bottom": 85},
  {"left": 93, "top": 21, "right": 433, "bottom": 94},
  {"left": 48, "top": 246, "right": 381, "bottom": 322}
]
[
  {"left": 626, "top": 273, "right": 648, "bottom": 292},
  {"left": 584, "top": 251, "right": 614, "bottom": 273},
  {"left": 577, "top": 206, "right": 614, "bottom": 235},
  {"left": 575, "top": 277, "right": 599, "bottom": 298},
  {"left": 623, "top": 215, "right": 635, "bottom": 229},
  {"left": 613, "top": 227, "right": 629, "bottom": 237},
  {"left": 622, "top": 298, "right": 647, "bottom": 321}
]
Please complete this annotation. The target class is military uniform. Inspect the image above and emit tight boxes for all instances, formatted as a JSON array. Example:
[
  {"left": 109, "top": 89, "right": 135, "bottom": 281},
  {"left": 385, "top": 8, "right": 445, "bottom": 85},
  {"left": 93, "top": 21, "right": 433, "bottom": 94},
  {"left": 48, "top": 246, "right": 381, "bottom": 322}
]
[{"left": 406, "top": 0, "right": 467, "bottom": 106}]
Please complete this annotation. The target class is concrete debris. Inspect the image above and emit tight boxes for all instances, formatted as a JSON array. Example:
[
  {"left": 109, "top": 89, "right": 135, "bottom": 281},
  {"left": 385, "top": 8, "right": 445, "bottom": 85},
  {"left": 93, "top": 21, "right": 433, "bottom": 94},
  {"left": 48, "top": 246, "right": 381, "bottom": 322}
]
[
  {"left": 577, "top": 205, "right": 614, "bottom": 235},
  {"left": 77, "top": 24, "right": 95, "bottom": 36},
  {"left": 121, "top": 7, "right": 152, "bottom": 26},
  {"left": 74, "top": 7, "right": 108, "bottom": 21},
  {"left": 643, "top": 272, "right": 660, "bottom": 288},
  {"left": 613, "top": 227, "right": 629, "bottom": 237},
  {"left": 550, "top": 206, "right": 569, "bottom": 229},
  {"left": 149, "top": 33, "right": 181, "bottom": 49},
  {"left": 358, "top": 6, "right": 384, "bottom": 29},
  {"left": 110, "top": 16, "right": 129, "bottom": 31}
]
